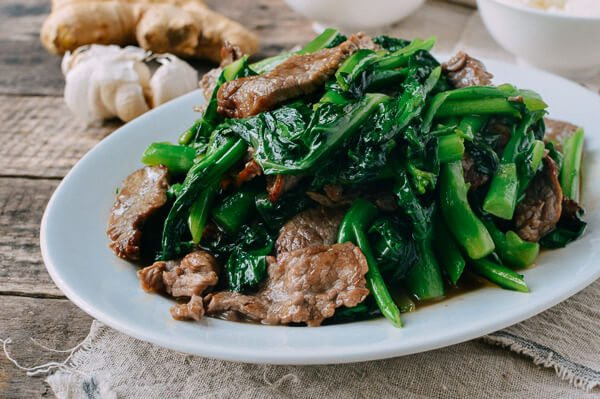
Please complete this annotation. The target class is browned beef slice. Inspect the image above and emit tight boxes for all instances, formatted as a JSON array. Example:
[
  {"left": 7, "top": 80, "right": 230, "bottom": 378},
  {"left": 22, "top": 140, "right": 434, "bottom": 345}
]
[
  {"left": 107, "top": 166, "right": 169, "bottom": 261},
  {"left": 443, "top": 51, "right": 493, "bottom": 88},
  {"left": 216, "top": 34, "right": 371, "bottom": 118},
  {"left": 138, "top": 251, "right": 219, "bottom": 297},
  {"left": 170, "top": 295, "right": 205, "bottom": 321},
  {"left": 206, "top": 243, "right": 369, "bottom": 326},
  {"left": 162, "top": 251, "right": 220, "bottom": 297},
  {"left": 199, "top": 43, "right": 244, "bottom": 100},
  {"left": 138, "top": 250, "right": 219, "bottom": 321},
  {"left": 544, "top": 118, "right": 578, "bottom": 151},
  {"left": 515, "top": 156, "right": 563, "bottom": 242},
  {"left": 276, "top": 207, "right": 345, "bottom": 255},
  {"left": 266, "top": 174, "right": 303, "bottom": 203}
]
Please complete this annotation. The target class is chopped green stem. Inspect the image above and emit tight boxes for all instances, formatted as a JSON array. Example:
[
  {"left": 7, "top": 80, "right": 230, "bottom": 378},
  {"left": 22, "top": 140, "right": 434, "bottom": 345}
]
[
  {"left": 517, "top": 139, "right": 545, "bottom": 200},
  {"left": 484, "top": 111, "right": 544, "bottom": 219},
  {"left": 338, "top": 199, "right": 403, "bottom": 327},
  {"left": 141, "top": 142, "right": 196, "bottom": 174},
  {"left": 364, "top": 68, "right": 408, "bottom": 91},
  {"left": 483, "top": 163, "right": 518, "bottom": 219},
  {"left": 211, "top": 185, "right": 259, "bottom": 234},
  {"left": 439, "top": 161, "right": 495, "bottom": 259},
  {"left": 470, "top": 258, "right": 529, "bottom": 292},
  {"left": 455, "top": 115, "right": 488, "bottom": 141},
  {"left": 434, "top": 214, "right": 466, "bottom": 285},
  {"left": 482, "top": 219, "right": 539, "bottom": 269},
  {"left": 438, "top": 134, "right": 465, "bottom": 164},
  {"left": 435, "top": 98, "right": 520, "bottom": 118},
  {"left": 188, "top": 181, "right": 218, "bottom": 244},
  {"left": 560, "top": 127, "right": 584, "bottom": 202},
  {"left": 404, "top": 239, "right": 446, "bottom": 301}
]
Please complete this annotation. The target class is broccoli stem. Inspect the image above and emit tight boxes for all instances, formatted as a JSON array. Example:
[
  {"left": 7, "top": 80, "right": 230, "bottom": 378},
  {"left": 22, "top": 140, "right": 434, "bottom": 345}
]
[
  {"left": 482, "top": 219, "right": 539, "bottom": 269},
  {"left": 483, "top": 112, "right": 543, "bottom": 219},
  {"left": 433, "top": 214, "right": 466, "bottom": 285},
  {"left": 517, "top": 139, "right": 545, "bottom": 201},
  {"left": 455, "top": 115, "right": 488, "bottom": 141},
  {"left": 404, "top": 238, "right": 446, "bottom": 301},
  {"left": 470, "top": 258, "right": 529, "bottom": 292},
  {"left": 188, "top": 181, "right": 218, "bottom": 244},
  {"left": 435, "top": 98, "right": 520, "bottom": 118},
  {"left": 338, "top": 199, "right": 403, "bottom": 327},
  {"left": 438, "top": 134, "right": 465, "bottom": 164},
  {"left": 211, "top": 184, "right": 259, "bottom": 234},
  {"left": 161, "top": 137, "right": 247, "bottom": 259},
  {"left": 393, "top": 172, "right": 445, "bottom": 300},
  {"left": 141, "top": 142, "right": 196, "bottom": 174},
  {"left": 483, "top": 163, "right": 518, "bottom": 220},
  {"left": 560, "top": 127, "right": 584, "bottom": 202},
  {"left": 439, "top": 161, "right": 495, "bottom": 259}
]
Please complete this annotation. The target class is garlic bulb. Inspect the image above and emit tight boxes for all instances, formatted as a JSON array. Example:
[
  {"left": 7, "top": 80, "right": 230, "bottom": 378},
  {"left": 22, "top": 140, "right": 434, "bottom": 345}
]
[{"left": 62, "top": 45, "right": 198, "bottom": 123}]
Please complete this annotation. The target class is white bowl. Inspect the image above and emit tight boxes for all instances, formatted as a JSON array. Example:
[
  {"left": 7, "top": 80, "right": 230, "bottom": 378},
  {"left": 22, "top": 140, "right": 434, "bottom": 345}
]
[
  {"left": 283, "top": 0, "right": 425, "bottom": 33},
  {"left": 477, "top": 0, "right": 600, "bottom": 78}
]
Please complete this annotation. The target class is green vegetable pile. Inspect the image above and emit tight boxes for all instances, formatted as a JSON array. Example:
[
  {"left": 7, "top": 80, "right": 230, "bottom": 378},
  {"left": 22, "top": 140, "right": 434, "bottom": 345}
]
[{"left": 139, "top": 29, "right": 586, "bottom": 327}]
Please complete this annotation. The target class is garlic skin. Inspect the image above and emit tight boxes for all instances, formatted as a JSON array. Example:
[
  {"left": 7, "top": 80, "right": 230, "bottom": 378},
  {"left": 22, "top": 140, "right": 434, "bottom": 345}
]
[{"left": 62, "top": 45, "right": 198, "bottom": 123}]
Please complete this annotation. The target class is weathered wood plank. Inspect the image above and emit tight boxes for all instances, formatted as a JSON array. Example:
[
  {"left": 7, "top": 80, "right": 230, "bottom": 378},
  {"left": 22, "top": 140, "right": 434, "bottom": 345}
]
[
  {"left": 0, "top": 178, "right": 63, "bottom": 297},
  {"left": 0, "top": 95, "right": 118, "bottom": 178},
  {"left": 0, "top": 295, "right": 92, "bottom": 399}
]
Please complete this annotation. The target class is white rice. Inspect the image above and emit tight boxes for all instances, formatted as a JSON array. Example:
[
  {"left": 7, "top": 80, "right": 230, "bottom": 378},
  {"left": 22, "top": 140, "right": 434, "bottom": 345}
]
[{"left": 497, "top": 0, "right": 600, "bottom": 17}]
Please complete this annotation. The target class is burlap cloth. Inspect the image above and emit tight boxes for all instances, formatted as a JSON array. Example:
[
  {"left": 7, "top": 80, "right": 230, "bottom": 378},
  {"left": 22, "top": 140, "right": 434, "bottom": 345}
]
[{"left": 12, "top": 12, "right": 600, "bottom": 399}]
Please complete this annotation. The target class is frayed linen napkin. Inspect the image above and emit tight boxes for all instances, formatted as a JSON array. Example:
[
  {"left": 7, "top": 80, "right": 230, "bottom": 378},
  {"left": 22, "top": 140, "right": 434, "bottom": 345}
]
[{"left": 26, "top": 277, "right": 597, "bottom": 398}]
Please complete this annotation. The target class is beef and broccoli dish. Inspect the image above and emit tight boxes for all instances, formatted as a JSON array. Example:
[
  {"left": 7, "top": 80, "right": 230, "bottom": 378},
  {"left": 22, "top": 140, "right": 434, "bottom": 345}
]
[{"left": 107, "top": 29, "right": 586, "bottom": 327}]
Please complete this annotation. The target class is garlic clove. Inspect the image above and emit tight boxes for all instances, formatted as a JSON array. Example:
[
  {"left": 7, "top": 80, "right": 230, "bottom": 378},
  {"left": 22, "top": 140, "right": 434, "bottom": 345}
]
[
  {"left": 150, "top": 55, "right": 198, "bottom": 107},
  {"left": 114, "top": 82, "right": 150, "bottom": 122}
]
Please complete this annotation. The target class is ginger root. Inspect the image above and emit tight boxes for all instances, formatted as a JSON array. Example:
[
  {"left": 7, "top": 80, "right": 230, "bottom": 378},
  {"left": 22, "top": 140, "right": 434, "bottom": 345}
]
[{"left": 41, "top": 0, "right": 259, "bottom": 63}]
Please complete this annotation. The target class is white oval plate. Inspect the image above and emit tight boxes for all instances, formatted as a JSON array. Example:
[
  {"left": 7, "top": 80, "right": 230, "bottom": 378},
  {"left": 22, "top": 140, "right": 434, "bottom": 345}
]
[{"left": 41, "top": 59, "right": 600, "bottom": 365}]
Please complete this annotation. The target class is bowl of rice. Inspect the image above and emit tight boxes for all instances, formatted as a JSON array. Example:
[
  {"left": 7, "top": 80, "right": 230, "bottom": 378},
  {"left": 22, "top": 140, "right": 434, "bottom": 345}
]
[{"left": 477, "top": 0, "right": 600, "bottom": 78}]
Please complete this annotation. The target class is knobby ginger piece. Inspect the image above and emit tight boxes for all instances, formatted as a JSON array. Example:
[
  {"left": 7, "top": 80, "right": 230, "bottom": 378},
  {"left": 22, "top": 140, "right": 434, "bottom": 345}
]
[{"left": 41, "top": 0, "right": 259, "bottom": 63}]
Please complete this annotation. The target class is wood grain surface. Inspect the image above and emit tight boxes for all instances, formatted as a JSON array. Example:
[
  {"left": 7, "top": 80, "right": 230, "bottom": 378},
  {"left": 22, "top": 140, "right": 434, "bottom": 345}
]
[{"left": 0, "top": 1, "right": 480, "bottom": 397}]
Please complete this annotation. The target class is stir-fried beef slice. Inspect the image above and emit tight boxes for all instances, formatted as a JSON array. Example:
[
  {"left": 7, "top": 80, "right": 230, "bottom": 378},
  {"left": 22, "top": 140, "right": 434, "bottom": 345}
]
[
  {"left": 443, "top": 51, "right": 493, "bottom": 88},
  {"left": 266, "top": 174, "right": 303, "bottom": 202},
  {"left": 544, "top": 118, "right": 578, "bottom": 151},
  {"left": 217, "top": 33, "right": 371, "bottom": 119},
  {"left": 206, "top": 243, "right": 369, "bottom": 326},
  {"left": 138, "top": 250, "right": 219, "bottom": 321},
  {"left": 161, "top": 250, "right": 220, "bottom": 297},
  {"left": 276, "top": 206, "right": 345, "bottom": 256},
  {"left": 107, "top": 166, "right": 169, "bottom": 261},
  {"left": 515, "top": 156, "right": 563, "bottom": 242},
  {"left": 199, "top": 42, "right": 244, "bottom": 100},
  {"left": 171, "top": 295, "right": 205, "bottom": 321}
]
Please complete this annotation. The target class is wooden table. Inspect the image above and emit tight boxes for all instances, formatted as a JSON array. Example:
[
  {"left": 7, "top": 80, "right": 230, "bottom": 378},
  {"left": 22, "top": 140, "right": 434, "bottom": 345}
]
[{"left": 0, "top": 0, "right": 482, "bottom": 396}]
